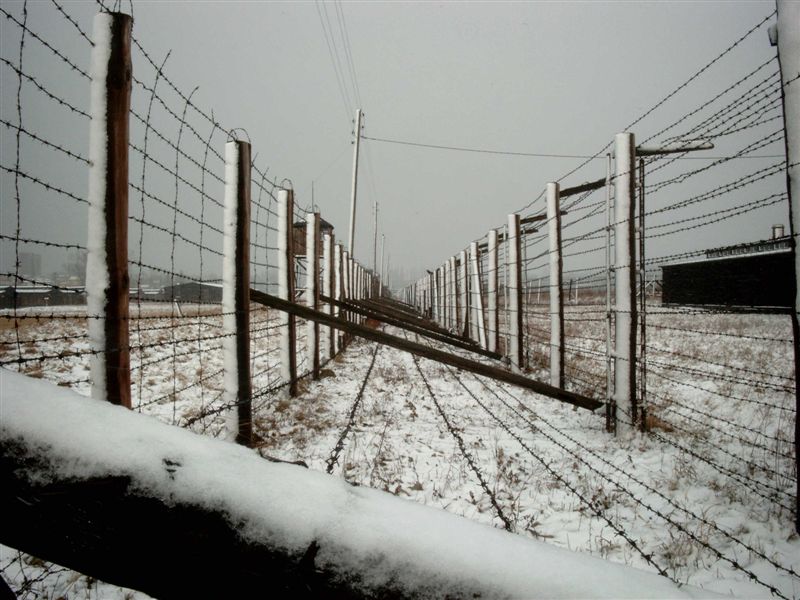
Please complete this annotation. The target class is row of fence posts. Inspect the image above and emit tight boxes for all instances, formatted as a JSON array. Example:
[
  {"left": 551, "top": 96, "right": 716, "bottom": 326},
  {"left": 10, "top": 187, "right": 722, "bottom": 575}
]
[
  {"left": 402, "top": 133, "right": 641, "bottom": 435},
  {"left": 84, "top": 10, "right": 379, "bottom": 448}
]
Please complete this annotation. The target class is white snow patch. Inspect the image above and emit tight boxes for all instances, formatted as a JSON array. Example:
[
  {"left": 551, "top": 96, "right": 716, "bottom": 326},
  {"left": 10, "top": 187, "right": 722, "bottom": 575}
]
[
  {"left": 85, "top": 12, "right": 113, "bottom": 402},
  {"left": 0, "top": 369, "right": 719, "bottom": 599}
]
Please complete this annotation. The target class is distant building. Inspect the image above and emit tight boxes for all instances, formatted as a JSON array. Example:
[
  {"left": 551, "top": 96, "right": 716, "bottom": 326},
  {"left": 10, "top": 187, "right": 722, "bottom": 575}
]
[
  {"left": 161, "top": 282, "right": 223, "bottom": 303},
  {"left": 0, "top": 285, "right": 86, "bottom": 309},
  {"left": 662, "top": 231, "right": 792, "bottom": 310},
  {"left": 293, "top": 218, "right": 335, "bottom": 257}
]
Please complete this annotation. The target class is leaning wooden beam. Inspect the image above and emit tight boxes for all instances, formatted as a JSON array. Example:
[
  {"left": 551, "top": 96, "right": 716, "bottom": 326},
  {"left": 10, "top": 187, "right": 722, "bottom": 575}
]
[
  {"left": 357, "top": 297, "right": 477, "bottom": 346},
  {"left": 560, "top": 177, "right": 606, "bottom": 197},
  {"left": 321, "top": 295, "right": 502, "bottom": 361},
  {"left": 1, "top": 372, "right": 703, "bottom": 600},
  {"left": 252, "top": 290, "right": 602, "bottom": 411}
]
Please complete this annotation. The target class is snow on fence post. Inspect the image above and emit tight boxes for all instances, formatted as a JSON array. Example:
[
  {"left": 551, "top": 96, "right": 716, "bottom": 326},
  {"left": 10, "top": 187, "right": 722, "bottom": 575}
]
[
  {"left": 614, "top": 132, "right": 637, "bottom": 434},
  {"left": 334, "top": 243, "right": 343, "bottom": 354},
  {"left": 547, "top": 182, "right": 565, "bottom": 389},
  {"left": 322, "top": 232, "right": 333, "bottom": 361},
  {"left": 459, "top": 250, "right": 469, "bottom": 337},
  {"left": 437, "top": 266, "right": 443, "bottom": 324},
  {"left": 507, "top": 214, "right": 523, "bottom": 372},
  {"left": 277, "top": 189, "right": 298, "bottom": 397},
  {"left": 487, "top": 230, "right": 499, "bottom": 354},
  {"left": 441, "top": 265, "right": 447, "bottom": 328},
  {"left": 342, "top": 250, "right": 351, "bottom": 346},
  {"left": 86, "top": 11, "right": 132, "bottom": 408},
  {"left": 428, "top": 270, "right": 435, "bottom": 320},
  {"left": 222, "top": 140, "right": 253, "bottom": 445},
  {"left": 470, "top": 242, "right": 488, "bottom": 349},
  {"left": 306, "top": 212, "right": 321, "bottom": 380},
  {"left": 449, "top": 256, "right": 457, "bottom": 332},
  {"left": 773, "top": 0, "right": 800, "bottom": 534}
]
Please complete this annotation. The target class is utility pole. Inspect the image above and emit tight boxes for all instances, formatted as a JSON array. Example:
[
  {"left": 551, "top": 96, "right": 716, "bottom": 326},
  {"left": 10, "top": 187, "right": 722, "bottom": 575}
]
[
  {"left": 348, "top": 108, "right": 363, "bottom": 257},
  {"left": 373, "top": 200, "right": 378, "bottom": 273},
  {"left": 380, "top": 234, "right": 385, "bottom": 296}
]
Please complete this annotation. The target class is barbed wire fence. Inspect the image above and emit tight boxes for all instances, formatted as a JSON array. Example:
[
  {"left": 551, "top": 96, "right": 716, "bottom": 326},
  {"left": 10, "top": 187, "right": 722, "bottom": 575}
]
[
  {"left": 1, "top": 1, "right": 799, "bottom": 599},
  {"left": 0, "top": 3, "right": 379, "bottom": 595},
  {"left": 402, "top": 6, "right": 797, "bottom": 597}
]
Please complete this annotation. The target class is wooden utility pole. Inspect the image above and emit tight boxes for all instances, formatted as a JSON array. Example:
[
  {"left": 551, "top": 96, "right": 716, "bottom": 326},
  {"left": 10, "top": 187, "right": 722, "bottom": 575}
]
[
  {"left": 348, "top": 109, "right": 362, "bottom": 256},
  {"left": 86, "top": 11, "right": 132, "bottom": 409}
]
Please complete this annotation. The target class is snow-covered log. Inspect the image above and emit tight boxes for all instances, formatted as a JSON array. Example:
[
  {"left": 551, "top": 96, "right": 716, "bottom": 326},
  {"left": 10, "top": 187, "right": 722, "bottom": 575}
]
[{"left": 1, "top": 370, "right": 716, "bottom": 600}]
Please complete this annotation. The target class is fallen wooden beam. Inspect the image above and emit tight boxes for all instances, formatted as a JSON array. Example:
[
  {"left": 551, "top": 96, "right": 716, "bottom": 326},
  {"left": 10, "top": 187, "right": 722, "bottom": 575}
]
[
  {"left": 321, "top": 295, "right": 502, "bottom": 361},
  {"left": 251, "top": 290, "right": 602, "bottom": 411},
  {"left": 359, "top": 297, "right": 451, "bottom": 334}
]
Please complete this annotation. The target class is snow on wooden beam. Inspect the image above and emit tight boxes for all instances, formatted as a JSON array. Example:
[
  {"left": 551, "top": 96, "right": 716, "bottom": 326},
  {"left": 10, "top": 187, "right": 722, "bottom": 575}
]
[{"left": 1, "top": 371, "right": 711, "bottom": 600}]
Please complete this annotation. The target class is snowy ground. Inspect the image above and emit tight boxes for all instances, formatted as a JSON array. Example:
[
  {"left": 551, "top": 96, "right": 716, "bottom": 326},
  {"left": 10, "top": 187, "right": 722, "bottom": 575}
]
[{"left": 0, "top": 302, "right": 797, "bottom": 599}]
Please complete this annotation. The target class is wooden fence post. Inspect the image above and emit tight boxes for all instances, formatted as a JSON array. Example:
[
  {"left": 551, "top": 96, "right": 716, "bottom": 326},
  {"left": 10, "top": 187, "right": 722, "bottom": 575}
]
[
  {"left": 487, "top": 230, "right": 499, "bottom": 354},
  {"left": 277, "top": 189, "right": 298, "bottom": 397},
  {"left": 547, "top": 182, "right": 565, "bottom": 389},
  {"left": 507, "top": 214, "right": 523, "bottom": 372},
  {"left": 470, "top": 242, "right": 488, "bottom": 349},
  {"left": 322, "top": 232, "right": 333, "bottom": 361},
  {"left": 773, "top": 0, "right": 800, "bottom": 533},
  {"left": 447, "top": 256, "right": 458, "bottom": 331},
  {"left": 334, "top": 243, "right": 343, "bottom": 354},
  {"left": 459, "top": 250, "right": 469, "bottom": 337},
  {"left": 342, "top": 250, "right": 351, "bottom": 346},
  {"left": 306, "top": 212, "right": 320, "bottom": 379},
  {"left": 222, "top": 140, "right": 252, "bottom": 445},
  {"left": 86, "top": 11, "right": 132, "bottom": 408},
  {"left": 614, "top": 132, "right": 637, "bottom": 433},
  {"left": 437, "top": 267, "right": 444, "bottom": 325}
]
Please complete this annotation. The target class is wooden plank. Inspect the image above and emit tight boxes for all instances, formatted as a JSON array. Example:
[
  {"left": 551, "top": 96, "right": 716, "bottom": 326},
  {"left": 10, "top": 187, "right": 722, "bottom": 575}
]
[
  {"left": 251, "top": 290, "right": 602, "bottom": 411},
  {"left": 322, "top": 295, "right": 502, "bottom": 360},
  {"left": 561, "top": 177, "right": 605, "bottom": 198}
]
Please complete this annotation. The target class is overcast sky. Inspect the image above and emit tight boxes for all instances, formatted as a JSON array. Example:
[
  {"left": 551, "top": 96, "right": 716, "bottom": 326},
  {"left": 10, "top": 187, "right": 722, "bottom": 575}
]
[{"left": 0, "top": 0, "right": 786, "bottom": 288}]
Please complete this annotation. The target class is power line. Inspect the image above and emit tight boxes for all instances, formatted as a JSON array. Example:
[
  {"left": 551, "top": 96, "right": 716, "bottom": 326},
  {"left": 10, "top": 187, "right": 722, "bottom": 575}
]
[
  {"left": 314, "top": 0, "right": 352, "bottom": 123},
  {"left": 362, "top": 134, "right": 782, "bottom": 160}
]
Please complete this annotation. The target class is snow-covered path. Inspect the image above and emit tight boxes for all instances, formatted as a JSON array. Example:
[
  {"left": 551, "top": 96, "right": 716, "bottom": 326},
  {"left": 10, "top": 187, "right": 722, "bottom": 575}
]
[
  {"left": 257, "top": 326, "right": 799, "bottom": 599},
  {"left": 1, "top": 316, "right": 798, "bottom": 599}
]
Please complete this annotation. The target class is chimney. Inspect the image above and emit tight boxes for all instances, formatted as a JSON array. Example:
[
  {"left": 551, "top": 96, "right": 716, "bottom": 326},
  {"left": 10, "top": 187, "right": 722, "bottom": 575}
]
[{"left": 772, "top": 224, "right": 785, "bottom": 239}]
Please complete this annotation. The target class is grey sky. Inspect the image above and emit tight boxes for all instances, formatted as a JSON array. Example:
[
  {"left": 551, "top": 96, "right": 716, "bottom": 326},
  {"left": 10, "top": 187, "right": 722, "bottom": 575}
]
[{"left": 0, "top": 0, "right": 786, "bottom": 288}]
